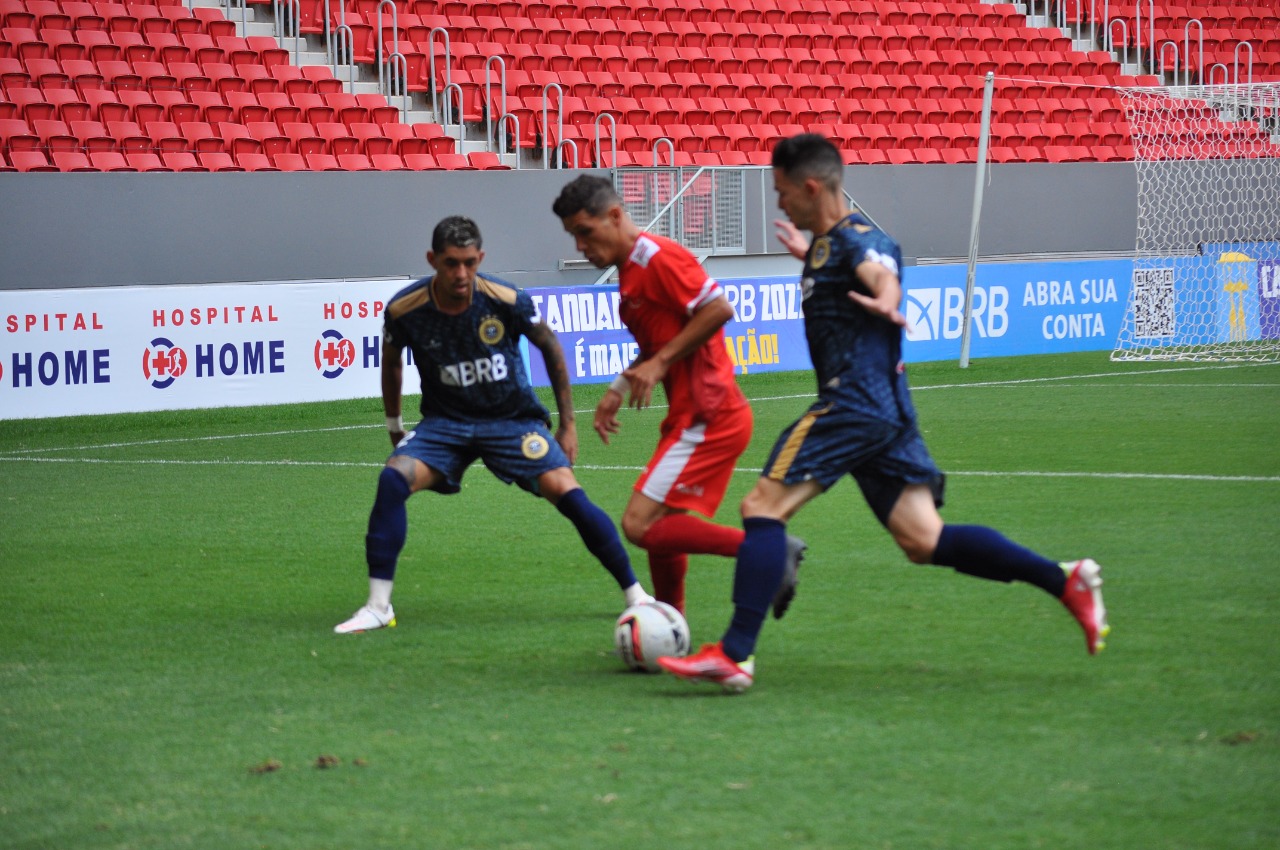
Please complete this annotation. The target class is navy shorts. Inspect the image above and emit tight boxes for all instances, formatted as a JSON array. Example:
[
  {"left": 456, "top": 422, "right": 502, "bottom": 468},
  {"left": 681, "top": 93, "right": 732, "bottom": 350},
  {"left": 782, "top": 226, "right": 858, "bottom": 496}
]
[
  {"left": 392, "top": 415, "right": 569, "bottom": 496},
  {"left": 762, "top": 401, "right": 945, "bottom": 526}
]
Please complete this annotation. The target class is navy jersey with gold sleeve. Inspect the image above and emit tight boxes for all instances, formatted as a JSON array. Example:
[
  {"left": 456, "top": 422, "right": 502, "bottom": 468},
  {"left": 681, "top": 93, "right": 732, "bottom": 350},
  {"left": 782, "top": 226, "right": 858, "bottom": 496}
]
[
  {"left": 801, "top": 212, "right": 916, "bottom": 425},
  {"left": 384, "top": 273, "right": 550, "bottom": 424}
]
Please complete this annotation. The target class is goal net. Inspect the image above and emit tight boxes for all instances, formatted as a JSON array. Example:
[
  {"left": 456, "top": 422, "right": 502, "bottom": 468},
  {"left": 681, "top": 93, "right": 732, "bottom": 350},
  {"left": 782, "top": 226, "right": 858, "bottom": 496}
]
[{"left": 1111, "top": 82, "right": 1280, "bottom": 361}]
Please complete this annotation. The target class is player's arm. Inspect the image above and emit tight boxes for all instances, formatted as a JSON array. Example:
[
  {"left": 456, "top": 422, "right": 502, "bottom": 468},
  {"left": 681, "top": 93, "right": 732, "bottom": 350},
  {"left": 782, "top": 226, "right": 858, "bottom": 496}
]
[
  {"left": 381, "top": 336, "right": 407, "bottom": 447},
  {"left": 774, "top": 218, "right": 810, "bottom": 259},
  {"left": 526, "top": 320, "right": 579, "bottom": 464},
  {"left": 849, "top": 255, "right": 909, "bottom": 329},
  {"left": 622, "top": 294, "right": 735, "bottom": 409}
]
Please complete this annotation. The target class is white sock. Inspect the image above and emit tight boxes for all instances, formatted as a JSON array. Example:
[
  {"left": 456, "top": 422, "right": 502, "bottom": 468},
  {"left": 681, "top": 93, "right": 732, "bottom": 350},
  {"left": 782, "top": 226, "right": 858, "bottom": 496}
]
[
  {"left": 624, "top": 583, "right": 654, "bottom": 606},
  {"left": 368, "top": 578, "right": 394, "bottom": 612}
]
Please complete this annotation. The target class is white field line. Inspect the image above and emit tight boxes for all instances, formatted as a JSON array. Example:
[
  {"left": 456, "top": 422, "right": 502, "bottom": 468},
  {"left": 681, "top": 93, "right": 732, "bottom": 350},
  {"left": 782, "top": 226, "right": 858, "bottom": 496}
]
[
  {"left": 2, "top": 455, "right": 1277, "bottom": 484},
  {"left": 1, "top": 362, "right": 1276, "bottom": 466}
]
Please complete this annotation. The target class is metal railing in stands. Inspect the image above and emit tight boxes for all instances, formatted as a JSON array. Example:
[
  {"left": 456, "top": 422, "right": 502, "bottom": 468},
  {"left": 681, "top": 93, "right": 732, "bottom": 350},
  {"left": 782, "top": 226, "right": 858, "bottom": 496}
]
[{"left": 376, "top": 0, "right": 408, "bottom": 115}]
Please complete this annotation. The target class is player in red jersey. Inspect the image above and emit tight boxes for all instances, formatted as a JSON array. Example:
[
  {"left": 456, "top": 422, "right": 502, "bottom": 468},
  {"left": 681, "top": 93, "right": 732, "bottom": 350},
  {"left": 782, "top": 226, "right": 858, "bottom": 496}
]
[{"left": 553, "top": 175, "right": 804, "bottom": 615}]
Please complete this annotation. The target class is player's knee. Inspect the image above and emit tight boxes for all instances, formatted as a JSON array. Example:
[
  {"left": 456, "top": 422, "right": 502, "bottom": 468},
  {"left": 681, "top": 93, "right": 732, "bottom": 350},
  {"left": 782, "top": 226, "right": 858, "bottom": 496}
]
[
  {"left": 380, "top": 462, "right": 413, "bottom": 491},
  {"left": 894, "top": 530, "right": 937, "bottom": 564},
  {"left": 739, "top": 486, "right": 772, "bottom": 519},
  {"left": 539, "top": 468, "right": 580, "bottom": 503},
  {"left": 620, "top": 512, "right": 650, "bottom": 547}
]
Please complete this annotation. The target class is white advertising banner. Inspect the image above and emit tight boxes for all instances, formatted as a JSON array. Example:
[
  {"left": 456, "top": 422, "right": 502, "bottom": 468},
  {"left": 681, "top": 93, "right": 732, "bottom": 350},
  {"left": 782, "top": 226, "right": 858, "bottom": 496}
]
[{"left": 1, "top": 279, "right": 408, "bottom": 420}]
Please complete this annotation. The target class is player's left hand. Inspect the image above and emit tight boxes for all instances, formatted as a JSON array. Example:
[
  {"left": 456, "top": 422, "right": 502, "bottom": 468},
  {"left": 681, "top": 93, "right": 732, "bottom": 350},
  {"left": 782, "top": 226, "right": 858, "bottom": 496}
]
[
  {"left": 622, "top": 358, "right": 665, "bottom": 409},
  {"left": 556, "top": 419, "right": 579, "bottom": 464},
  {"left": 774, "top": 219, "right": 810, "bottom": 260},
  {"left": 847, "top": 288, "right": 909, "bottom": 329}
]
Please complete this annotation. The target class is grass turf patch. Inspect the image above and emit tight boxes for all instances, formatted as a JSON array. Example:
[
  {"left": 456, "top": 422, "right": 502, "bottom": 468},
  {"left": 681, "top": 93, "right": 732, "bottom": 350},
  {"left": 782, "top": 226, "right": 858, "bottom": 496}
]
[{"left": 2, "top": 352, "right": 1277, "bottom": 849}]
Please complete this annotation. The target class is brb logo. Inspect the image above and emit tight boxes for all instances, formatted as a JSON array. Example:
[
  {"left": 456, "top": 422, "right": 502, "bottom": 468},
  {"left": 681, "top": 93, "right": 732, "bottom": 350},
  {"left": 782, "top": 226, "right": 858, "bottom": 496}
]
[
  {"left": 142, "top": 337, "right": 188, "bottom": 389},
  {"left": 314, "top": 329, "right": 356, "bottom": 379},
  {"left": 904, "top": 286, "right": 1009, "bottom": 342}
]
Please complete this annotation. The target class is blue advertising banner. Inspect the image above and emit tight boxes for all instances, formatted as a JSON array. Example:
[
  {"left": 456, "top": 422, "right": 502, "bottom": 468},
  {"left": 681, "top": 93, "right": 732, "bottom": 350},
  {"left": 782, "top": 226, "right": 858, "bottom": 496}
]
[
  {"left": 522, "top": 257, "right": 1134, "bottom": 385},
  {"left": 1260, "top": 259, "right": 1280, "bottom": 340},
  {"left": 1129, "top": 244, "right": 1280, "bottom": 350}
]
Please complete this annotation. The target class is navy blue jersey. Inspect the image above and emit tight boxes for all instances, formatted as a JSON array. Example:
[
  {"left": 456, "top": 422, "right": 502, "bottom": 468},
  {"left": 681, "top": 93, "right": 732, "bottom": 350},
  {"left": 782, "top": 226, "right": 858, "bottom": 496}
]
[
  {"left": 384, "top": 273, "right": 550, "bottom": 423},
  {"left": 801, "top": 212, "right": 916, "bottom": 426}
]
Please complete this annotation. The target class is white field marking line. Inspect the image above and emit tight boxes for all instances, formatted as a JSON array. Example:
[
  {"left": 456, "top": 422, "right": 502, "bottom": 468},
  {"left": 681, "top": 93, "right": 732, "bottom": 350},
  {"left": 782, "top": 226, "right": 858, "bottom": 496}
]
[
  {"left": 0, "top": 424, "right": 375, "bottom": 456},
  {"left": 2, "top": 362, "right": 1274, "bottom": 458},
  {"left": 3, "top": 455, "right": 1278, "bottom": 483}
]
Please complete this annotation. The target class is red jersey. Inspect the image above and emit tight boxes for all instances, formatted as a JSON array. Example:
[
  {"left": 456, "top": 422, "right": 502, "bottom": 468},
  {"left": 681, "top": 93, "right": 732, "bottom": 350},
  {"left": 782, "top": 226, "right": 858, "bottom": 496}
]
[{"left": 618, "top": 233, "right": 747, "bottom": 430}]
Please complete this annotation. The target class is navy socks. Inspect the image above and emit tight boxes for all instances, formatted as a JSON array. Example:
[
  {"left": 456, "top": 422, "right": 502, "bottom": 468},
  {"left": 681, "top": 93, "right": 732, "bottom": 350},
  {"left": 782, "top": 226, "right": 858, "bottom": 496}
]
[
  {"left": 722, "top": 517, "right": 788, "bottom": 662},
  {"left": 365, "top": 466, "right": 411, "bottom": 581},
  {"left": 932, "top": 524, "right": 1066, "bottom": 597},
  {"left": 556, "top": 487, "right": 639, "bottom": 590}
]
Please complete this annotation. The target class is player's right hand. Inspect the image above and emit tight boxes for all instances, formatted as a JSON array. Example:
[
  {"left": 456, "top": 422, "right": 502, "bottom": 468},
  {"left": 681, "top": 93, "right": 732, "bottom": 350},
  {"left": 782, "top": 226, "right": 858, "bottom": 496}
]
[{"left": 593, "top": 391, "right": 623, "bottom": 444}]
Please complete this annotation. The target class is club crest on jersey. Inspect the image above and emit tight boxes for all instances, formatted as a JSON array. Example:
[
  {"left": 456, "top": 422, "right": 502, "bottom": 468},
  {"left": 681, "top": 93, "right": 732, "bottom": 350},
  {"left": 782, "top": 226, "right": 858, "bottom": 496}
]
[
  {"left": 811, "top": 237, "right": 831, "bottom": 269},
  {"left": 478, "top": 315, "right": 505, "bottom": 345},
  {"left": 521, "top": 432, "right": 550, "bottom": 459}
]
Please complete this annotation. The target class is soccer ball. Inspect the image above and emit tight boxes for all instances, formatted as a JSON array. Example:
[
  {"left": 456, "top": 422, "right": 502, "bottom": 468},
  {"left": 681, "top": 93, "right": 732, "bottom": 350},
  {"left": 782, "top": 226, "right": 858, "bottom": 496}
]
[{"left": 614, "top": 601, "right": 690, "bottom": 673}]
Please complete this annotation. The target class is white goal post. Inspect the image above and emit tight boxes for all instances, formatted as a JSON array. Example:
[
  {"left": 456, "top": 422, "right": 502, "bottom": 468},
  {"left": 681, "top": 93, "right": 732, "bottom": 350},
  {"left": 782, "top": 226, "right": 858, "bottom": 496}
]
[{"left": 1111, "top": 82, "right": 1280, "bottom": 362}]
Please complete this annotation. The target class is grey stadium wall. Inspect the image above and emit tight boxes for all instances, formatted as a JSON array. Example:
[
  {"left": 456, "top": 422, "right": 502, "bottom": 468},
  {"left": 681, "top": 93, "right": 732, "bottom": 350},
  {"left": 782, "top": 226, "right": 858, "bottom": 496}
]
[{"left": 0, "top": 163, "right": 1136, "bottom": 291}]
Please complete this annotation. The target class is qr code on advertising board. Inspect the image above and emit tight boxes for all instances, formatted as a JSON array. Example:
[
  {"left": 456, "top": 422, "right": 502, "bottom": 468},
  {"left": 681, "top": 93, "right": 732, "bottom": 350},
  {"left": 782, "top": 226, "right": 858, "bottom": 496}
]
[{"left": 1133, "top": 267, "right": 1176, "bottom": 338}]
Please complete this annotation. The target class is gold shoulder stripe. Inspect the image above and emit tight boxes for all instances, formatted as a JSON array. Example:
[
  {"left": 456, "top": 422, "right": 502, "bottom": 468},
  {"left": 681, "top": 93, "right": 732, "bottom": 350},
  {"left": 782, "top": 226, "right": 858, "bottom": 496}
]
[
  {"left": 388, "top": 283, "right": 432, "bottom": 320},
  {"left": 476, "top": 275, "right": 520, "bottom": 305}
]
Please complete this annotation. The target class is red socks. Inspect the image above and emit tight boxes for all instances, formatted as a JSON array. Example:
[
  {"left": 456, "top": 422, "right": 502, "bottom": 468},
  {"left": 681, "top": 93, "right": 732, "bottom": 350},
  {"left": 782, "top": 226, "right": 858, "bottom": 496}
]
[{"left": 639, "top": 513, "right": 744, "bottom": 557}]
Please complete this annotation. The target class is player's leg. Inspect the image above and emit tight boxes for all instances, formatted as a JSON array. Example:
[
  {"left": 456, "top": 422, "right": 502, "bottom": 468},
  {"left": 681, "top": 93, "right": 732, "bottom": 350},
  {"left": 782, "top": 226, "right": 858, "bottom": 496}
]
[
  {"left": 539, "top": 467, "right": 651, "bottom": 607},
  {"left": 623, "top": 495, "right": 729, "bottom": 615},
  {"left": 476, "top": 419, "right": 648, "bottom": 607},
  {"left": 884, "top": 484, "right": 1109, "bottom": 654},
  {"left": 336, "top": 421, "right": 465, "bottom": 634},
  {"left": 625, "top": 414, "right": 752, "bottom": 555},
  {"left": 623, "top": 413, "right": 761, "bottom": 612},
  {"left": 335, "top": 456, "right": 446, "bottom": 634},
  {"left": 661, "top": 403, "right": 874, "bottom": 689},
  {"left": 660, "top": 475, "right": 821, "bottom": 691}
]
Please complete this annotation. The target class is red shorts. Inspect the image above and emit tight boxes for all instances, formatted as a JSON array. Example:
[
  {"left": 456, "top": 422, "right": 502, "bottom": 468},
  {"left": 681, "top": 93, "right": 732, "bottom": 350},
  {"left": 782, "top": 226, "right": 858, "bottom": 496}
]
[{"left": 635, "top": 404, "right": 753, "bottom": 517}]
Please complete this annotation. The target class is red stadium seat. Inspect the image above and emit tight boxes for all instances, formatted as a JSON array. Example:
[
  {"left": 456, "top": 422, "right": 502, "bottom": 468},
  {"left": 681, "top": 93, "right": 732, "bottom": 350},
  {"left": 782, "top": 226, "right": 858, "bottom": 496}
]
[
  {"left": 403, "top": 152, "right": 442, "bottom": 169},
  {"left": 160, "top": 150, "right": 205, "bottom": 170},
  {"left": 370, "top": 152, "right": 410, "bottom": 170},
  {"left": 89, "top": 149, "right": 134, "bottom": 170},
  {"left": 467, "top": 150, "right": 510, "bottom": 169},
  {"left": 234, "top": 151, "right": 277, "bottom": 171},
  {"left": 336, "top": 152, "right": 377, "bottom": 170},
  {"left": 198, "top": 151, "right": 242, "bottom": 171}
]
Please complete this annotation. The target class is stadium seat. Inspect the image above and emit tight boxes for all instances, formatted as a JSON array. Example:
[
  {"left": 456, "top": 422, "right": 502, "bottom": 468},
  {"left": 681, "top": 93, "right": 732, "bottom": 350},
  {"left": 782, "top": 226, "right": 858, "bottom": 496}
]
[
  {"left": 105, "top": 119, "right": 150, "bottom": 153},
  {"left": 161, "top": 151, "right": 206, "bottom": 171},
  {"left": 234, "top": 151, "right": 277, "bottom": 171},
  {"left": 336, "top": 152, "right": 378, "bottom": 170},
  {"left": 198, "top": 150, "right": 242, "bottom": 171},
  {"left": 119, "top": 150, "right": 163, "bottom": 171},
  {"left": 403, "top": 152, "right": 442, "bottom": 170},
  {"left": 179, "top": 121, "right": 222, "bottom": 153},
  {"left": 433, "top": 152, "right": 473, "bottom": 169},
  {"left": 467, "top": 150, "right": 510, "bottom": 169},
  {"left": 9, "top": 149, "right": 56, "bottom": 170},
  {"left": 144, "top": 120, "right": 185, "bottom": 153},
  {"left": 89, "top": 149, "right": 134, "bottom": 170},
  {"left": 370, "top": 152, "right": 410, "bottom": 170},
  {"left": 52, "top": 150, "right": 96, "bottom": 170}
]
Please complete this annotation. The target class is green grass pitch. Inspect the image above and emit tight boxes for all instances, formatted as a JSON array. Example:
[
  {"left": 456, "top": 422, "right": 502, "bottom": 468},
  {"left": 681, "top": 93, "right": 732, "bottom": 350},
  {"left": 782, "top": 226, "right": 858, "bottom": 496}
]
[{"left": 2, "top": 352, "right": 1277, "bottom": 849}]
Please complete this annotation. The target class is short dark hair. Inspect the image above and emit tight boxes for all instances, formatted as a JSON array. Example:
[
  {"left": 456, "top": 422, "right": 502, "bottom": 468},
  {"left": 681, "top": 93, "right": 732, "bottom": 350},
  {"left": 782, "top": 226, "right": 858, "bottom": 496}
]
[
  {"left": 771, "top": 134, "right": 844, "bottom": 193},
  {"left": 552, "top": 175, "right": 622, "bottom": 219},
  {"left": 431, "top": 215, "right": 482, "bottom": 253}
]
